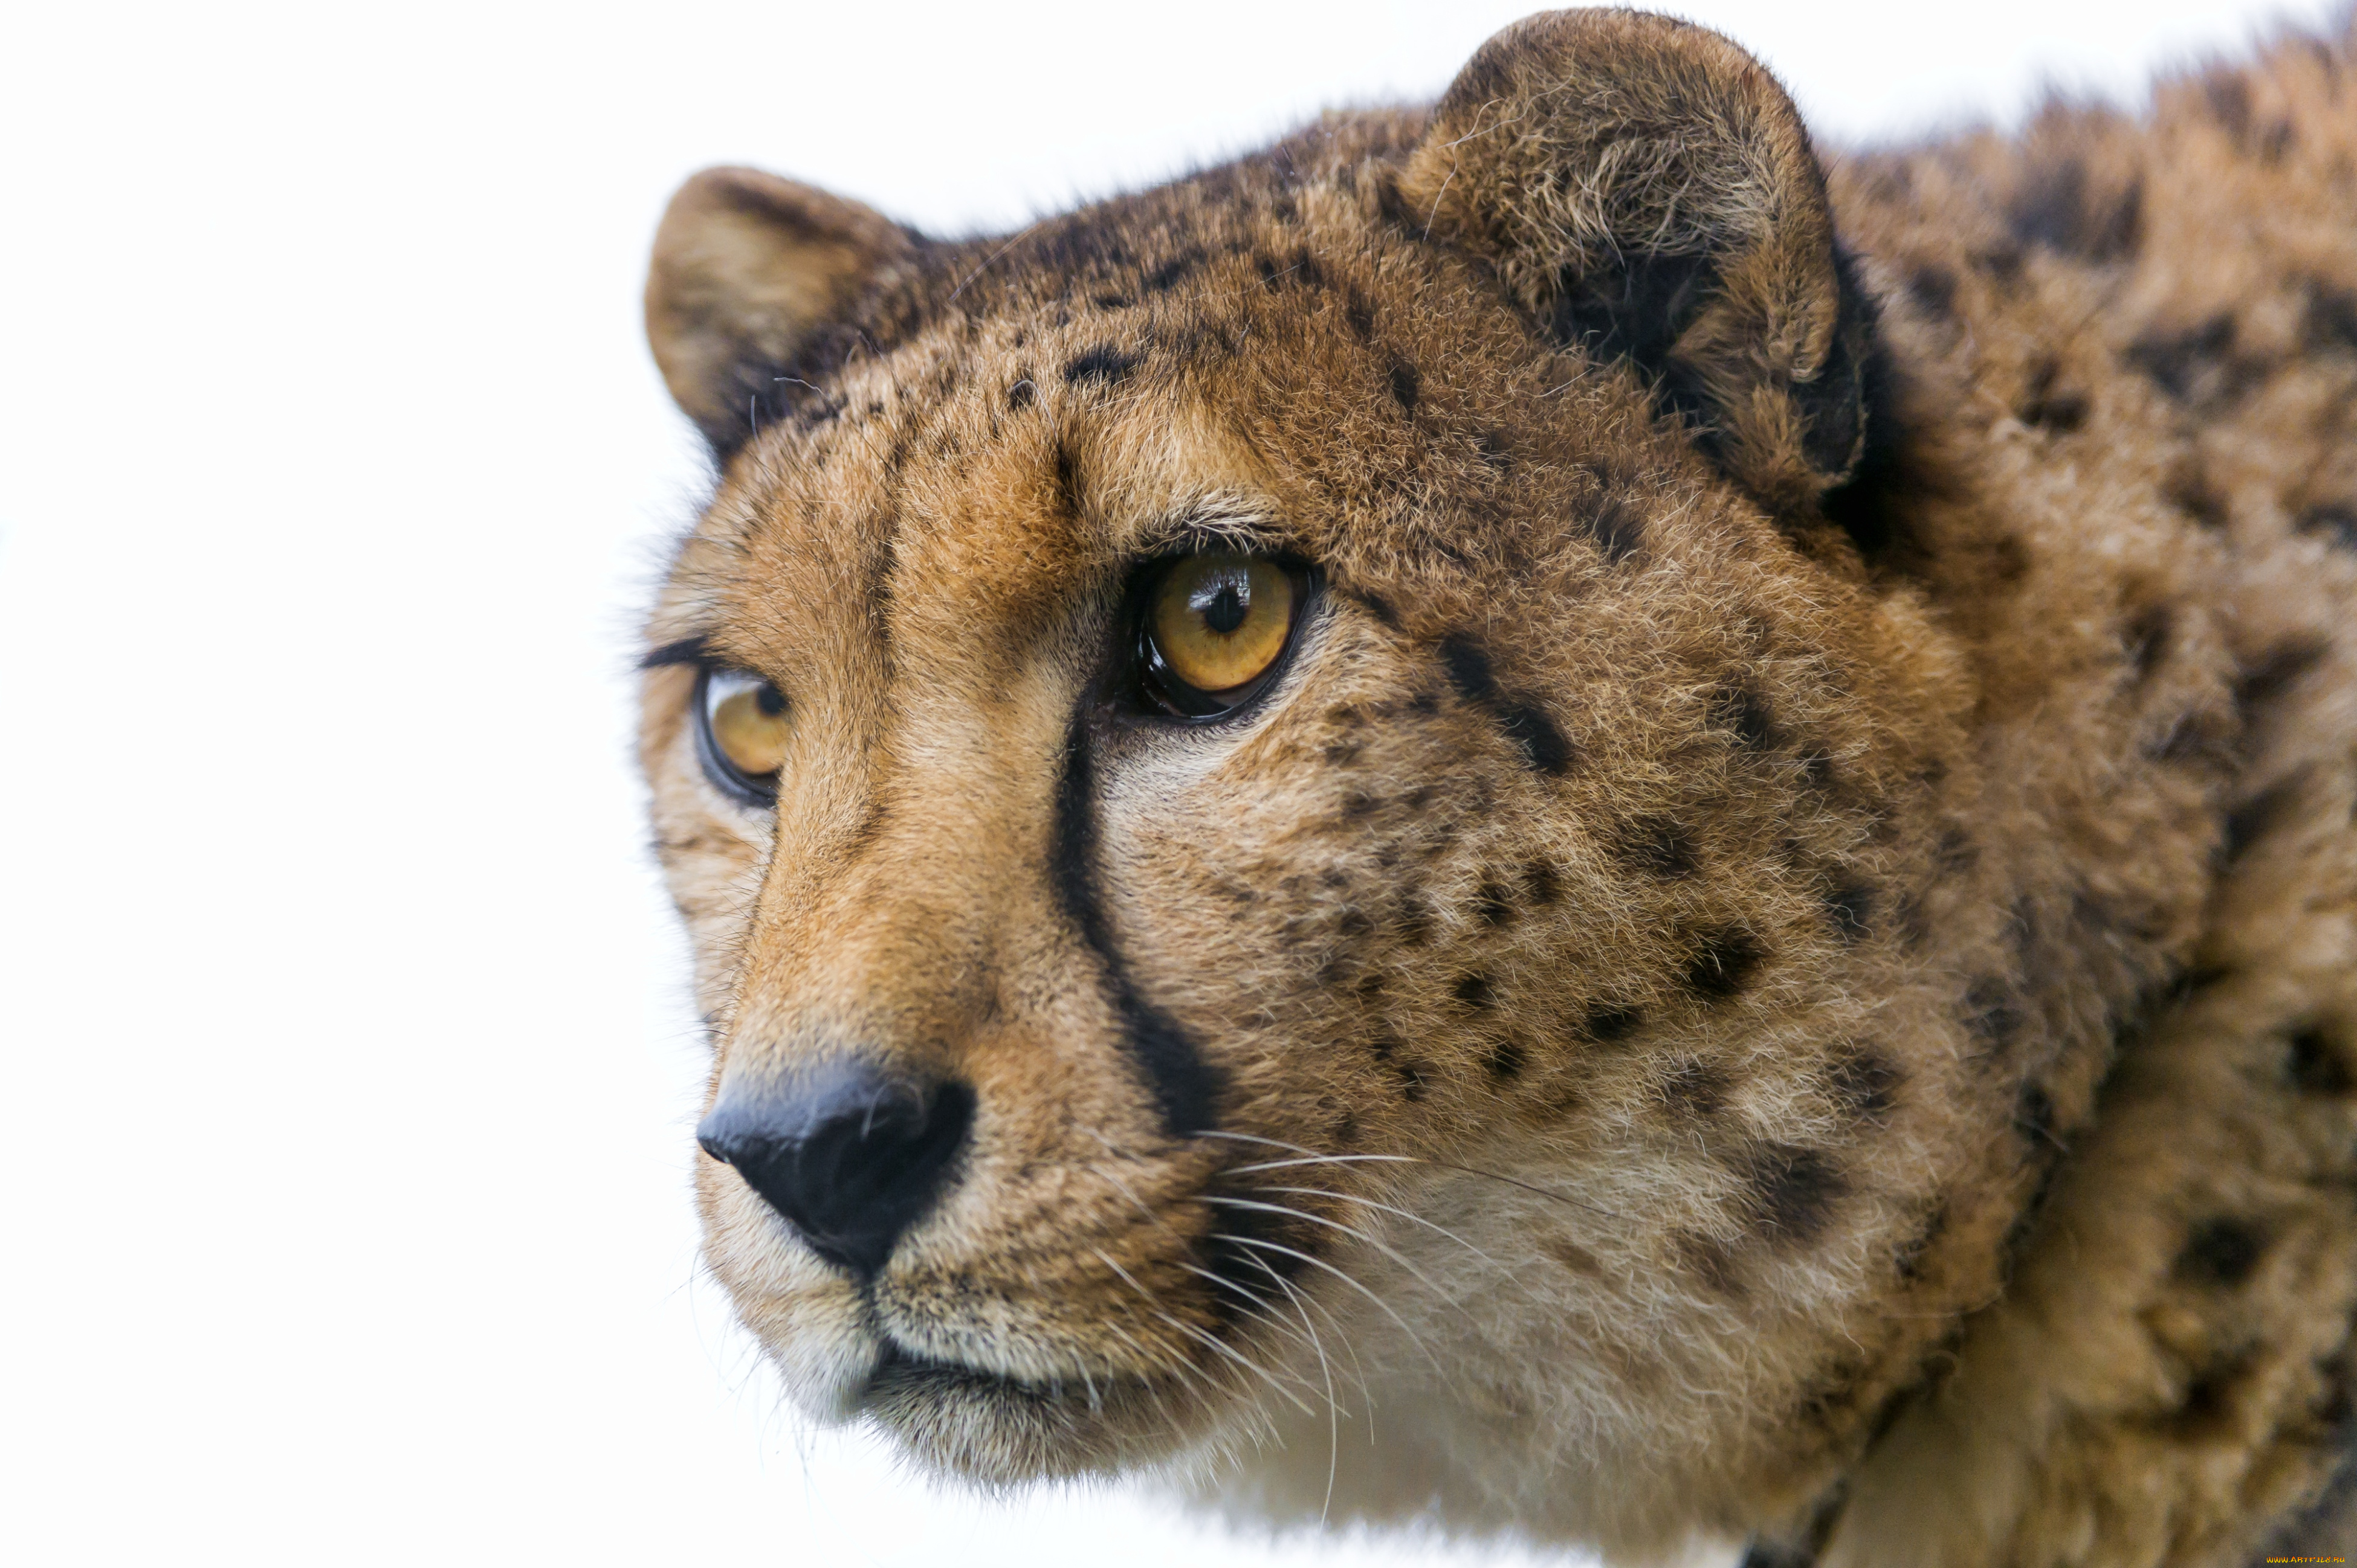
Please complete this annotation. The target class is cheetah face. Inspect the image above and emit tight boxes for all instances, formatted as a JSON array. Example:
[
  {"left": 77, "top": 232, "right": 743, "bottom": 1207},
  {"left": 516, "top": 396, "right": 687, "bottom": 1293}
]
[{"left": 640, "top": 10, "right": 1984, "bottom": 1536}]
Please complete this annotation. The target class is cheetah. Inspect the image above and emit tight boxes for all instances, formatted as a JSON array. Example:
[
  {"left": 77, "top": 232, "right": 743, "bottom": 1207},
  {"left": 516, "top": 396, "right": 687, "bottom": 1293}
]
[{"left": 636, "top": 10, "right": 2357, "bottom": 1562}]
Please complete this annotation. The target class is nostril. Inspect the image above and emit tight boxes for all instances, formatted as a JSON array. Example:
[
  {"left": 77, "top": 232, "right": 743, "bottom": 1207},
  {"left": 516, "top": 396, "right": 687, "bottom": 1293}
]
[{"left": 697, "top": 1062, "right": 975, "bottom": 1278}]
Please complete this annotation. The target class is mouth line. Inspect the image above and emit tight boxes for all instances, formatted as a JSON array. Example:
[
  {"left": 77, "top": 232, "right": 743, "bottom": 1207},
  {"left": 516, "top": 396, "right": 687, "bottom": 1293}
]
[{"left": 864, "top": 1338, "right": 1170, "bottom": 1412}]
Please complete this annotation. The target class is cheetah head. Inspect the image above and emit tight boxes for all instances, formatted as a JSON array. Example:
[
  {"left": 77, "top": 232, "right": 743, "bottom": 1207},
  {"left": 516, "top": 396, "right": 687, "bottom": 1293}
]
[{"left": 641, "top": 11, "right": 2010, "bottom": 1558}]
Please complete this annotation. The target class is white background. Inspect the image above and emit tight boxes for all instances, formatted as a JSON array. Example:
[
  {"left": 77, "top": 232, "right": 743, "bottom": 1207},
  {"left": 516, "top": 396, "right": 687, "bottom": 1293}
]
[{"left": 0, "top": 2, "right": 2333, "bottom": 1563}]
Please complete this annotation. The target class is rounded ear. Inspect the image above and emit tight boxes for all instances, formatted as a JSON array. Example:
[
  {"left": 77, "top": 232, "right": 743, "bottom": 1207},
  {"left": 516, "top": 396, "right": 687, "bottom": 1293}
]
[
  {"left": 645, "top": 167, "right": 919, "bottom": 459},
  {"left": 1400, "top": 9, "right": 1873, "bottom": 515}
]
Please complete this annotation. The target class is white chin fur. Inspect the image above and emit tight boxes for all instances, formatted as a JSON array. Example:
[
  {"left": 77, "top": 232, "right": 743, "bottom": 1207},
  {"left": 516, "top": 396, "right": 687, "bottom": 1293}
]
[{"left": 775, "top": 1327, "right": 884, "bottom": 1424}]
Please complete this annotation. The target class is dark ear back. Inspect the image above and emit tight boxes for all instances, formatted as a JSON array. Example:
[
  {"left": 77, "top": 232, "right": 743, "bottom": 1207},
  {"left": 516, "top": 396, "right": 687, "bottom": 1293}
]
[
  {"left": 1400, "top": 9, "right": 1872, "bottom": 514},
  {"left": 645, "top": 167, "right": 918, "bottom": 457}
]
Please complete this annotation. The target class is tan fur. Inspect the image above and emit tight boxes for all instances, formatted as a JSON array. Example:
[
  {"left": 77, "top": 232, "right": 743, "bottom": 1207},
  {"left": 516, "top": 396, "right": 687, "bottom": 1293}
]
[{"left": 637, "top": 10, "right": 2357, "bottom": 1563}]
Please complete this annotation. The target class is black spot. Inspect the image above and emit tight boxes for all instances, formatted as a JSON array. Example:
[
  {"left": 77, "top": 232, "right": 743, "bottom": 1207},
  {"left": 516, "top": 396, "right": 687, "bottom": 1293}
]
[
  {"left": 1397, "top": 1062, "right": 1429, "bottom": 1102},
  {"left": 1584, "top": 494, "right": 1644, "bottom": 563},
  {"left": 1452, "top": 973, "right": 1495, "bottom": 1010},
  {"left": 1062, "top": 345, "right": 1139, "bottom": 386},
  {"left": 1684, "top": 928, "right": 1764, "bottom": 1001},
  {"left": 1356, "top": 590, "right": 1400, "bottom": 628},
  {"left": 1823, "top": 883, "right": 1874, "bottom": 943},
  {"left": 1366, "top": 1031, "right": 1398, "bottom": 1064},
  {"left": 1498, "top": 704, "right": 1574, "bottom": 775},
  {"left": 1523, "top": 860, "right": 1562, "bottom": 906},
  {"left": 1617, "top": 816, "right": 1698, "bottom": 877},
  {"left": 2222, "top": 772, "right": 2304, "bottom": 862},
  {"left": 2235, "top": 638, "right": 2328, "bottom": 714},
  {"left": 2289, "top": 1027, "right": 2355, "bottom": 1095},
  {"left": 2126, "top": 314, "right": 2237, "bottom": 402},
  {"left": 1472, "top": 879, "right": 1516, "bottom": 926},
  {"left": 2297, "top": 502, "right": 2357, "bottom": 548},
  {"left": 1388, "top": 360, "right": 1420, "bottom": 412},
  {"left": 1140, "top": 251, "right": 1201, "bottom": 294},
  {"left": 1436, "top": 634, "right": 1576, "bottom": 775},
  {"left": 1254, "top": 254, "right": 1282, "bottom": 291},
  {"left": 1660, "top": 1057, "right": 1728, "bottom": 1118},
  {"left": 2014, "top": 1081, "right": 2060, "bottom": 1150},
  {"left": 2306, "top": 282, "right": 2357, "bottom": 355},
  {"left": 1712, "top": 685, "right": 1777, "bottom": 749},
  {"left": 2161, "top": 454, "right": 2229, "bottom": 529},
  {"left": 2204, "top": 71, "right": 2253, "bottom": 139},
  {"left": 2009, "top": 156, "right": 2142, "bottom": 262},
  {"left": 1739, "top": 1143, "right": 1846, "bottom": 1246},
  {"left": 1472, "top": 430, "right": 1514, "bottom": 470},
  {"left": 1006, "top": 378, "right": 1035, "bottom": 411},
  {"left": 1828, "top": 1047, "right": 1901, "bottom": 1122},
  {"left": 1583, "top": 1003, "right": 1643, "bottom": 1043},
  {"left": 1393, "top": 896, "right": 1432, "bottom": 946},
  {"left": 1342, "top": 292, "right": 1377, "bottom": 341},
  {"left": 1438, "top": 634, "right": 1499, "bottom": 705},
  {"left": 1090, "top": 292, "right": 1133, "bottom": 311},
  {"left": 2176, "top": 1217, "right": 2267, "bottom": 1286},
  {"left": 2123, "top": 602, "right": 2173, "bottom": 681},
  {"left": 1906, "top": 262, "right": 1959, "bottom": 318},
  {"left": 2019, "top": 358, "right": 2090, "bottom": 431},
  {"left": 1484, "top": 1039, "right": 1525, "bottom": 1081},
  {"left": 1964, "top": 978, "right": 2024, "bottom": 1051},
  {"left": 2170, "top": 1352, "right": 2254, "bottom": 1437},
  {"left": 1973, "top": 242, "right": 2026, "bottom": 285}
]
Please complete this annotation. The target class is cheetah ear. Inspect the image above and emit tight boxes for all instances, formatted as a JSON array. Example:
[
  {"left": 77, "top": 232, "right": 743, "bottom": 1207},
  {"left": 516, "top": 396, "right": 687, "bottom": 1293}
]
[
  {"left": 1401, "top": 9, "right": 1874, "bottom": 515},
  {"left": 645, "top": 166, "right": 919, "bottom": 459}
]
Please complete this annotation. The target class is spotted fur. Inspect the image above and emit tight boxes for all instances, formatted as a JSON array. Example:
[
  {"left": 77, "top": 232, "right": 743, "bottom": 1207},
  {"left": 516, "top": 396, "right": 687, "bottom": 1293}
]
[{"left": 638, "top": 10, "right": 2357, "bottom": 1563}]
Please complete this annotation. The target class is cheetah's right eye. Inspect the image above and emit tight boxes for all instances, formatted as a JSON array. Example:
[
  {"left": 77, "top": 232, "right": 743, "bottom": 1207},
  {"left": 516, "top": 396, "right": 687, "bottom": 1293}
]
[{"left": 693, "top": 667, "right": 790, "bottom": 808}]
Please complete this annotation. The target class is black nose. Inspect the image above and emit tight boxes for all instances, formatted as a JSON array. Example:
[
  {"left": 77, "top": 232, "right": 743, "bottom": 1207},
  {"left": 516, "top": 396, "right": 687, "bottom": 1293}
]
[{"left": 697, "top": 1062, "right": 975, "bottom": 1277}]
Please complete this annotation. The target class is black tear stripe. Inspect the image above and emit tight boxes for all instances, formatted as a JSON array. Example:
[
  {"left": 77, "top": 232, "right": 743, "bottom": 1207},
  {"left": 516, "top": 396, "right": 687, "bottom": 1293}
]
[{"left": 1052, "top": 707, "right": 1224, "bottom": 1137}]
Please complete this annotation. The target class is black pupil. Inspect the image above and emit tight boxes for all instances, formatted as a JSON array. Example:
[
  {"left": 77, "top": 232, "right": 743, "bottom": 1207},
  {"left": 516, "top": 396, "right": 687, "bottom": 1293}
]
[
  {"left": 1203, "top": 582, "right": 1247, "bottom": 636},
  {"left": 754, "top": 683, "right": 786, "bottom": 717}
]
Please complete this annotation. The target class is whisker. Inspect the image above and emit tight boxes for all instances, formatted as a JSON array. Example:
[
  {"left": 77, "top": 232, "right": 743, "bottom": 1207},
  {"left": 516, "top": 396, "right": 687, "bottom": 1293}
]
[
  {"left": 1204, "top": 1195, "right": 1460, "bottom": 1308},
  {"left": 1201, "top": 1130, "right": 1620, "bottom": 1221},
  {"left": 1233, "top": 1246, "right": 1377, "bottom": 1415},
  {"left": 1249, "top": 1184, "right": 1500, "bottom": 1265},
  {"left": 1221, "top": 1153, "right": 1420, "bottom": 1175},
  {"left": 1087, "top": 1250, "right": 1222, "bottom": 1395},
  {"left": 1272, "top": 1257, "right": 1341, "bottom": 1525},
  {"left": 1208, "top": 1232, "right": 1446, "bottom": 1374},
  {"left": 1094, "top": 1317, "right": 1206, "bottom": 1442},
  {"left": 1092, "top": 1247, "right": 1320, "bottom": 1418},
  {"left": 1171, "top": 1258, "right": 1324, "bottom": 1362}
]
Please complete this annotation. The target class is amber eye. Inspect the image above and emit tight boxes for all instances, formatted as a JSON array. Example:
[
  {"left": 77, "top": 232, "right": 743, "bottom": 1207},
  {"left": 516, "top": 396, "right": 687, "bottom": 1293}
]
[
  {"left": 694, "top": 667, "right": 791, "bottom": 807},
  {"left": 1138, "top": 552, "right": 1307, "bottom": 718}
]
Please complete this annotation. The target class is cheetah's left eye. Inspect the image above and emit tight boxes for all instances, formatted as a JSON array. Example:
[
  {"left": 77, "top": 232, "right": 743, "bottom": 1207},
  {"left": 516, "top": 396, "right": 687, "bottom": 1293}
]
[
  {"left": 694, "top": 667, "right": 790, "bottom": 807},
  {"left": 1136, "top": 552, "right": 1311, "bottom": 718}
]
